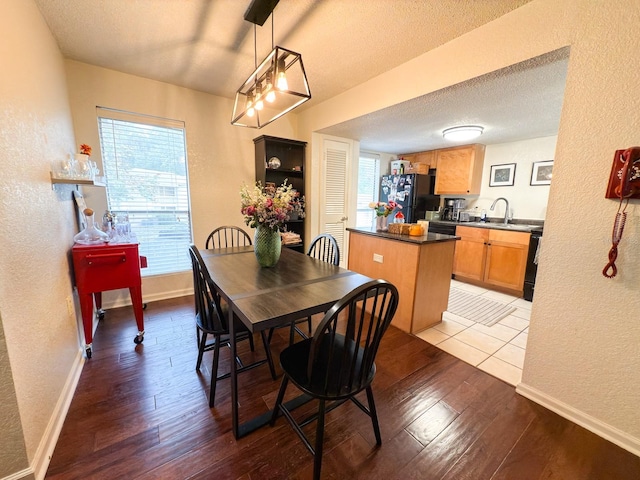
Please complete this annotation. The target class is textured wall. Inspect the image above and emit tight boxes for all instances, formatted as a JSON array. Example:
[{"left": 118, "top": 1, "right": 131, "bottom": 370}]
[
  {"left": 0, "top": 0, "right": 82, "bottom": 471},
  {"left": 523, "top": 0, "right": 640, "bottom": 442}
]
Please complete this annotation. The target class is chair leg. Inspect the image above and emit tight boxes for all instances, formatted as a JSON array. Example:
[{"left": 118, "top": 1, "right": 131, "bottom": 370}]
[
  {"left": 313, "top": 399, "right": 326, "bottom": 480},
  {"left": 260, "top": 331, "right": 277, "bottom": 380},
  {"left": 270, "top": 375, "right": 289, "bottom": 426},
  {"left": 209, "top": 335, "right": 221, "bottom": 407},
  {"left": 366, "top": 386, "right": 382, "bottom": 445},
  {"left": 195, "top": 330, "right": 208, "bottom": 371}
]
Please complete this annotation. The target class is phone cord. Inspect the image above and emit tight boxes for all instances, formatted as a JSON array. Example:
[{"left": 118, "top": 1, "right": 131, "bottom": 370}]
[{"left": 602, "top": 199, "right": 628, "bottom": 278}]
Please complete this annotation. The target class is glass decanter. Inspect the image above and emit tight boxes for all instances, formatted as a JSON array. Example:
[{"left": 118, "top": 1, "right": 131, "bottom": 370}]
[{"left": 74, "top": 208, "right": 109, "bottom": 245}]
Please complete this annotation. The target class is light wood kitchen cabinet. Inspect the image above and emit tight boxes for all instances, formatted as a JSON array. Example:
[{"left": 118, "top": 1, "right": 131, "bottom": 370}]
[
  {"left": 400, "top": 150, "right": 436, "bottom": 169},
  {"left": 435, "top": 144, "right": 485, "bottom": 194},
  {"left": 453, "top": 225, "right": 530, "bottom": 296}
]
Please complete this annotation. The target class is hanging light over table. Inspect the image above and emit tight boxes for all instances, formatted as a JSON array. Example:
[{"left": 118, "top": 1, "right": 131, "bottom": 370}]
[{"left": 231, "top": 0, "right": 311, "bottom": 128}]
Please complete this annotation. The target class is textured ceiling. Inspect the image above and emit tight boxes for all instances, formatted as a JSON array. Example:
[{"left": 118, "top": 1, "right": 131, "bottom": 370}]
[
  {"left": 32, "top": 0, "right": 564, "bottom": 153},
  {"left": 320, "top": 49, "right": 569, "bottom": 153}
]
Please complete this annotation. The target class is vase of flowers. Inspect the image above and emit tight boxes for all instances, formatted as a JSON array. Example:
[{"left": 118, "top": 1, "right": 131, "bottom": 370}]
[
  {"left": 240, "top": 180, "right": 305, "bottom": 267},
  {"left": 369, "top": 201, "right": 401, "bottom": 231}
]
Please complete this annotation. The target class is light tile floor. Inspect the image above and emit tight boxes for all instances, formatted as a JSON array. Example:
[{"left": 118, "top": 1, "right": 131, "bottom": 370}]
[{"left": 415, "top": 279, "right": 531, "bottom": 386}]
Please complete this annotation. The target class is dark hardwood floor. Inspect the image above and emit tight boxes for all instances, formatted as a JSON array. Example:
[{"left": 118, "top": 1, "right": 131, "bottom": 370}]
[{"left": 46, "top": 295, "right": 639, "bottom": 479}]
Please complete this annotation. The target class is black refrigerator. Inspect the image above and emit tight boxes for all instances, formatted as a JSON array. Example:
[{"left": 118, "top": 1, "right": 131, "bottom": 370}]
[{"left": 380, "top": 173, "right": 440, "bottom": 223}]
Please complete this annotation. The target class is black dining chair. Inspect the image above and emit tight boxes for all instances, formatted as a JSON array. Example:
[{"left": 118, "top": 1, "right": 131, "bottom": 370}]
[
  {"left": 268, "top": 233, "right": 341, "bottom": 346},
  {"left": 270, "top": 279, "right": 399, "bottom": 480},
  {"left": 205, "top": 225, "right": 252, "bottom": 250},
  {"left": 189, "top": 244, "right": 276, "bottom": 407}
]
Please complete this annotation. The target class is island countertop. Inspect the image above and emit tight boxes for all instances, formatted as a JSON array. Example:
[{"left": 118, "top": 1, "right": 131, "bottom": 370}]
[{"left": 346, "top": 226, "right": 459, "bottom": 244}]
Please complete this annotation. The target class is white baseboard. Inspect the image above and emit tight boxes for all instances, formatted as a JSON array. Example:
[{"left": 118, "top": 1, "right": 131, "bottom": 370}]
[
  {"left": 516, "top": 382, "right": 640, "bottom": 457},
  {"left": 2, "top": 467, "right": 34, "bottom": 480},
  {"left": 101, "top": 287, "right": 193, "bottom": 310},
  {"left": 30, "top": 349, "right": 85, "bottom": 480}
]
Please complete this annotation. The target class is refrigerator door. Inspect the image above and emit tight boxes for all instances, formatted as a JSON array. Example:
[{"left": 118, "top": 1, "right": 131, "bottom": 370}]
[{"left": 380, "top": 175, "right": 412, "bottom": 210}]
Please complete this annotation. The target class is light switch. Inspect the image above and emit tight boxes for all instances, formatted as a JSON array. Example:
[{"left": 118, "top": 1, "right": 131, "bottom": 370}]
[{"left": 373, "top": 253, "right": 383, "bottom": 263}]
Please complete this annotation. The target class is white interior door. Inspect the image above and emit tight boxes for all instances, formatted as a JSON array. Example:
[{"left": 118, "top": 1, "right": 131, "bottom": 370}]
[{"left": 320, "top": 138, "right": 350, "bottom": 266}]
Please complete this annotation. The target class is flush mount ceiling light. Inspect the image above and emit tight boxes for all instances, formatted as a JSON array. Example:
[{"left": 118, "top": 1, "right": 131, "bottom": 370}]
[
  {"left": 442, "top": 125, "right": 484, "bottom": 142},
  {"left": 231, "top": 0, "right": 311, "bottom": 129}
]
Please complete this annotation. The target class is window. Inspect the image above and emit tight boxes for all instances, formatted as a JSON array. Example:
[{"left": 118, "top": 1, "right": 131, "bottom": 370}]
[
  {"left": 356, "top": 153, "right": 380, "bottom": 227},
  {"left": 97, "top": 107, "right": 192, "bottom": 276}
]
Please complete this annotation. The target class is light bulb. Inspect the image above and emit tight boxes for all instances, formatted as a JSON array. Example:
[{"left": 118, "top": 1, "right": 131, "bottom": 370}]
[
  {"left": 245, "top": 92, "right": 255, "bottom": 117},
  {"left": 254, "top": 83, "right": 264, "bottom": 111},
  {"left": 265, "top": 70, "right": 276, "bottom": 102},
  {"left": 276, "top": 71, "right": 288, "bottom": 91},
  {"left": 276, "top": 57, "right": 288, "bottom": 91},
  {"left": 266, "top": 89, "right": 276, "bottom": 102}
]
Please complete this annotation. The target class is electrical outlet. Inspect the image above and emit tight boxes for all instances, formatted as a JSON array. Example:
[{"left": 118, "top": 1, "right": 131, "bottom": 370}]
[
  {"left": 66, "top": 296, "right": 74, "bottom": 317},
  {"left": 373, "top": 253, "right": 383, "bottom": 263}
]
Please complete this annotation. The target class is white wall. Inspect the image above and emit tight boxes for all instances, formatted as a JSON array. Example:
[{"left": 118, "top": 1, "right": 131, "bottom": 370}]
[
  {"left": 299, "top": 0, "right": 640, "bottom": 455},
  {"left": 64, "top": 61, "right": 297, "bottom": 307},
  {"left": 464, "top": 136, "right": 556, "bottom": 220},
  {"left": 0, "top": 0, "right": 82, "bottom": 478}
]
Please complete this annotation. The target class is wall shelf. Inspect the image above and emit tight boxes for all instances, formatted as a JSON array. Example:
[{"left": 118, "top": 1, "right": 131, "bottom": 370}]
[{"left": 50, "top": 172, "right": 106, "bottom": 187}]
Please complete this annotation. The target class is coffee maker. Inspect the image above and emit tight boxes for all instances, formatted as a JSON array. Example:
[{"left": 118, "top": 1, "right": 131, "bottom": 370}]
[{"left": 443, "top": 198, "right": 466, "bottom": 221}]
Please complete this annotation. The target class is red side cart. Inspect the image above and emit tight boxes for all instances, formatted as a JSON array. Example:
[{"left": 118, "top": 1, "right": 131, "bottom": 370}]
[{"left": 72, "top": 242, "right": 147, "bottom": 358}]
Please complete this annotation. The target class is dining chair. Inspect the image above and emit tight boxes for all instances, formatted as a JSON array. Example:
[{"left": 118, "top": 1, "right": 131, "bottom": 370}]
[
  {"left": 270, "top": 279, "right": 399, "bottom": 480},
  {"left": 205, "top": 225, "right": 252, "bottom": 249},
  {"left": 268, "top": 233, "right": 341, "bottom": 346},
  {"left": 189, "top": 245, "right": 276, "bottom": 407}
]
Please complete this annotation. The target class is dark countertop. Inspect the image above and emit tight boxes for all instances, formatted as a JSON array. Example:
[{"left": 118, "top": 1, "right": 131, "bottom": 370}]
[
  {"left": 430, "top": 219, "right": 544, "bottom": 233},
  {"left": 346, "top": 227, "right": 459, "bottom": 244}
]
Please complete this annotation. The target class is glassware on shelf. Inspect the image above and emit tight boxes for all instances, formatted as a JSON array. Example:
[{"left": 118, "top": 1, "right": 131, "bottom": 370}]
[{"left": 74, "top": 208, "right": 109, "bottom": 245}]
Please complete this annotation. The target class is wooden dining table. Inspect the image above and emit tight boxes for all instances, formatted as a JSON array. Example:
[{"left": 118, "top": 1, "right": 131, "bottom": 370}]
[{"left": 200, "top": 245, "right": 374, "bottom": 438}]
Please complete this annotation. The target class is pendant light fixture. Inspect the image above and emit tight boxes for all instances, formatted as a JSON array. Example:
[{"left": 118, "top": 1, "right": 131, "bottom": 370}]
[{"left": 231, "top": 0, "right": 311, "bottom": 129}]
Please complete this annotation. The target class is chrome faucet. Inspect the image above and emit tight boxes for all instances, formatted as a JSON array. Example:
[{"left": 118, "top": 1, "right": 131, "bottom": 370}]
[{"left": 490, "top": 197, "right": 510, "bottom": 224}]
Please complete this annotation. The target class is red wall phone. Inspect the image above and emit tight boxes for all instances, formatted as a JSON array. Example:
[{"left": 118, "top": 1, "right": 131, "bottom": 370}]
[
  {"left": 605, "top": 147, "right": 640, "bottom": 199},
  {"left": 603, "top": 147, "right": 640, "bottom": 278}
]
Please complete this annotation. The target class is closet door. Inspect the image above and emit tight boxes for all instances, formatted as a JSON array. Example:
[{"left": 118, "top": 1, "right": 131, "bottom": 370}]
[{"left": 320, "top": 138, "right": 350, "bottom": 266}]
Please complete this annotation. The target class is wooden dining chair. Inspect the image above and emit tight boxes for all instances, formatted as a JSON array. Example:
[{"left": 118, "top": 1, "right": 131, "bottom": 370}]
[
  {"left": 189, "top": 245, "right": 276, "bottom": 407},
  {"left": 270, "top": 279, "right": 399, "bottom": 480},
  {"left": 205, "top": 225, "right": 252, "bottom": 250}
]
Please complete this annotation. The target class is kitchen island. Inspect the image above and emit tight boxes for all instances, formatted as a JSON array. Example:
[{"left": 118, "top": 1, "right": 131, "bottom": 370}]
[{"left": 346, "top": 227, "right": 458, "bottom": 334}]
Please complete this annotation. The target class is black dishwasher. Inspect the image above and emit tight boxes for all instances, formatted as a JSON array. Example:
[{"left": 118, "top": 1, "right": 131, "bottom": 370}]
[{"left": 524, "top": 228, "right": 543, "bottom": 301}]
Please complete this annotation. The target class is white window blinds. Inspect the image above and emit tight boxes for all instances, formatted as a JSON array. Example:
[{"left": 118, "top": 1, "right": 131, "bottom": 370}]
[
  {"left": 356, "top": 153, "right": 380, "bottom": 227},
  {"left": 97, "top": 107, "right": 192, "bottom": 276}
]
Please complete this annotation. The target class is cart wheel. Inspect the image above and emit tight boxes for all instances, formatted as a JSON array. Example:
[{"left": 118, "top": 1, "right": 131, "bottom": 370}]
[
  {"left": 85, "top": 347, "right": 92, "bottom": 359},
  {"left": 134, "top": 334, "right": 144, "bottom": 344},
  {"left": 143, "top": 303, "right": 147, "bottom": 310},
  {"left": 98, "top": 310, "right": 105, "bottom": 321}
]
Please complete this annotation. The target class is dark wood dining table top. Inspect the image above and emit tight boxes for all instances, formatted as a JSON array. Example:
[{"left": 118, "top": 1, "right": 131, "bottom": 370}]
[{"left": 201, "top": 246, "right": 373, "bottom": 332}]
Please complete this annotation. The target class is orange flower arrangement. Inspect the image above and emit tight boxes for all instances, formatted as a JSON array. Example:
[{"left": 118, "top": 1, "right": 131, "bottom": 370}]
[{"left": 80, "top": 144, "right": 92, "bottom": 156}]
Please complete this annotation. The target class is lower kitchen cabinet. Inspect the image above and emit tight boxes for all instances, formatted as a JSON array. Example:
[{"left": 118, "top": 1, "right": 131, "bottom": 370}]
[{"left": 453, "top": 225, "right": 530, "bottom": 296}]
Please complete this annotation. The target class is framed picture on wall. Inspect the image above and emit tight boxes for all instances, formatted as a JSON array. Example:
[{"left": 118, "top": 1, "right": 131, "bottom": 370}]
[
  {"left": 531, "top": 160, "right": 554, "bottom": 185},
  {"left": 489, "top": 163, "right": 516, "bottom": 187}
]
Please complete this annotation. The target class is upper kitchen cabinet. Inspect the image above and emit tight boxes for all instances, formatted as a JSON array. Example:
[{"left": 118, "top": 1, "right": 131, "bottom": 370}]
[
  {"left": 253, "top": 135, "right": 306, "bottom": 251},
  {"left": 434, "top": 144, "right": 485, "bottom": 195},
  {"left": 401, "top": 150, "right": 436, "bottom": 169}
]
